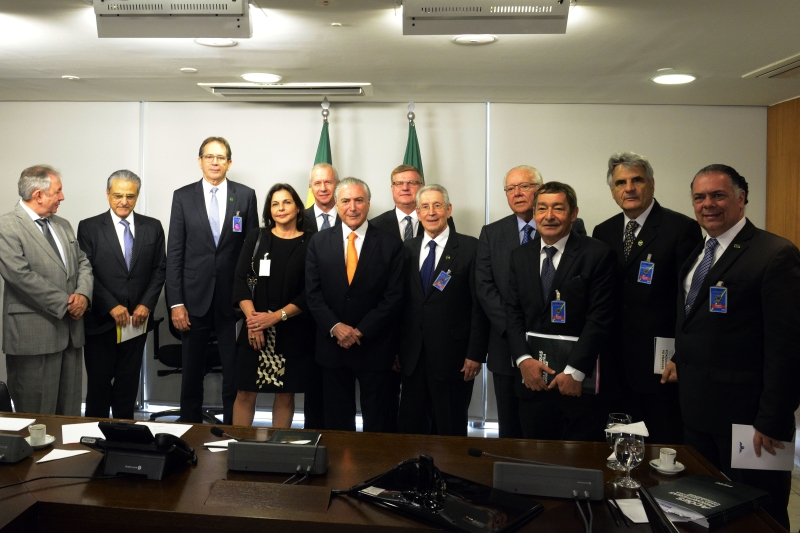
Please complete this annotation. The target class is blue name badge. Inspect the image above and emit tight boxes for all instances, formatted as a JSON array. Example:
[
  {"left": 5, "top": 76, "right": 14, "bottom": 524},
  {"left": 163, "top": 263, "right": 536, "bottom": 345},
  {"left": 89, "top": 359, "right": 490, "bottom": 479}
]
[
  {"left": 232, "top": 216, "right": 243, "bottom": 233},
  {"left": 638, "top": 261, "right": 654, "bottom": 284},
  {"left": 432, "top": 270, "right": 452, "bottom": 291},
  {"left": 550, "top": 300, "right": 566, "bottom": 323},
  {"left": 709, "top": 287, "right": 727, "bottom": 313}
]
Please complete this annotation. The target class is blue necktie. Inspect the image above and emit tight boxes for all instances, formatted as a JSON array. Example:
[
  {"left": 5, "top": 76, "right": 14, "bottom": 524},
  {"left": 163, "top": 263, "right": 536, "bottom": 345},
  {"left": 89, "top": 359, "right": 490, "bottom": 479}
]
[
  {"left": 420, "top": 240, "right": 437, "bottom": 294},
  {"left": 321, "top": 213, "right": 331, "bottom": 230},
  {"left": 522, "top": 224, "right": 533, "bottom": 244},
  {"left": 120, "top": 219, "right": 134, "bottom": 271},
  {"left": 209, "top": 187, "right": 220, "bottom": 246},
  {"left": 540, "top": 246, "right": 557, "bottom": 299},
  {"left": 685, "top": 238, "right": 718, "bottom": 316},
  {"left": 403, "top": 216, "right": 413, "bottom": 241}
]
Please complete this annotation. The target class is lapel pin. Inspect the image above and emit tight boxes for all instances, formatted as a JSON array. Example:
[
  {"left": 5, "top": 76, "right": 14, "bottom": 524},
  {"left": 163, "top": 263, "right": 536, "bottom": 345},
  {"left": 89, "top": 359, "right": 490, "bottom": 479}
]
[
  {"left": 733, "top": 244, "right": 741, "bottom": 249},
  {"left": 229, "top": 197, "right": 234, "bottom": 202},
  {"left": 445, "top": 255, "right": 450, "bottom": 260},
  {"left": 637, "top": 240, "right": 643, "bottom": 246}
]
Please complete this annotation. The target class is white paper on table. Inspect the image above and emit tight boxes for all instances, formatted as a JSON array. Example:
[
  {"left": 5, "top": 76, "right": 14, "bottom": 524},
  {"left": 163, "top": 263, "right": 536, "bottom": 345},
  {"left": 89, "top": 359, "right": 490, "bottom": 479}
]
[
  {"left": 613, "top": 499, "right": 650, "bottom": 524},
  {"left": 731, "top": 424, "right": 795, "bottom": 471},
  {"left": 204, "top": 439, "right": 236, "bottom": 452},
  {"left": 606, "top": 421, "right": 649, "bottom": 437},
  {"left": 653, "top": 337, "right": 675, "bottom": 374},
  {"left": 116, "top": 317, "right": 148, "bottom": 344},
  {"left": 136, "top": 421, "right": 192, "bottom": 439},
  {"left": 37, "top": 449, "right": 91, "bottom": 463},
  {"left": 0, "top": 417, "right": 36, "bottom": 431},
  {"left": 61, "top": 421, "right": 103, "bottom": 444}
]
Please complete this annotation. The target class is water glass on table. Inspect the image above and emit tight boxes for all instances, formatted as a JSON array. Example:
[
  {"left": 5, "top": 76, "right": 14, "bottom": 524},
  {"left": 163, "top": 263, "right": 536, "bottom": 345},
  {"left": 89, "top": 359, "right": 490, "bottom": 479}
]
[
  {"left": 613, "top": 434, "right": 645, "bottom": 489},
  {"left": 605, "top": 413, "right": 632, "bottom": 470}
]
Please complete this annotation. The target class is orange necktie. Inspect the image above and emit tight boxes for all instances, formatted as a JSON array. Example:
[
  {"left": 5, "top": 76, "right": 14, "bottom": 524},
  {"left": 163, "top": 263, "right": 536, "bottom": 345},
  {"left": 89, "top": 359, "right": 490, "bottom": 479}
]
[{"left": 346, "top": 232, "right": 358, "bottom": 284}]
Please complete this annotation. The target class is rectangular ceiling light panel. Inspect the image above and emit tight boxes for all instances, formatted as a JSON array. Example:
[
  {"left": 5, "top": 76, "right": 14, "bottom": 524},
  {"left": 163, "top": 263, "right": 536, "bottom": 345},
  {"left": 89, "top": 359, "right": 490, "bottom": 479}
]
[
  {"left": 197, "top": 83, "right": 375, "bottom": 98},
  {"left": 403, "top": 0, "right": 569, "bottom": 35},
  {"left": 93, "top": 0, "right": 251, "bottom": 38}
]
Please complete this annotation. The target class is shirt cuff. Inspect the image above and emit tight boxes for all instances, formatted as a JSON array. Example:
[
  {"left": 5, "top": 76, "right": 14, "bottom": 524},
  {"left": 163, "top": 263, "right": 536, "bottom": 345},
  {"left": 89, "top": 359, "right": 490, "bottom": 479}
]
[
  {"left": 564, "top": 365, "right": 585, "bottom": 382},
  {"left": 515, "top": 354, "right": 532, "bottom": 367},
  {"left": 330, "top": 322, "right": 341, "bottom": 337},
  {"left": 170, "top": 304, "right": 184, "bottom": 309}
]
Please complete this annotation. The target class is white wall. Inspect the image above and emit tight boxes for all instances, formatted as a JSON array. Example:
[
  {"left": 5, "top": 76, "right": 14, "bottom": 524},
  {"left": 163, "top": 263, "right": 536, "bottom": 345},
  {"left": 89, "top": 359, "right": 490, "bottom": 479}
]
[{"left": 0, "top": 101, "right": 767, "bottom": 422}]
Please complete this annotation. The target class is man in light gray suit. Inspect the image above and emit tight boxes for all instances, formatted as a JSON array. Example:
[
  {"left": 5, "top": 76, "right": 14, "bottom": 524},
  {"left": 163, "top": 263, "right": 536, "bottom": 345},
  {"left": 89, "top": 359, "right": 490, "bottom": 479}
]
[{"left": 0, "top": 165, "right": 93, "bottom": 415}]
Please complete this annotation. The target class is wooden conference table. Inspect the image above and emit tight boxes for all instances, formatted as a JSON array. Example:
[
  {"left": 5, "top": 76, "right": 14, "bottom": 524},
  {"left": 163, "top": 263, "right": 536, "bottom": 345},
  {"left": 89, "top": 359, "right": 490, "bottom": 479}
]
[{"left": 0, "top": 413, "right": 785, "bottom": 533}]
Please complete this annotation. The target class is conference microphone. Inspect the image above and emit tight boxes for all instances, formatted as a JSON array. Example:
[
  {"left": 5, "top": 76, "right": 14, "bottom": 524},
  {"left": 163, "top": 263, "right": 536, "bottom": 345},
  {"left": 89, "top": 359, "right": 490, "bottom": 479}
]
[
  {"left": 467, "top": 447, "right": 559, "bottom": 467},
  {"left": 209, "top": 426, "right": 263, "bottom": 443}
]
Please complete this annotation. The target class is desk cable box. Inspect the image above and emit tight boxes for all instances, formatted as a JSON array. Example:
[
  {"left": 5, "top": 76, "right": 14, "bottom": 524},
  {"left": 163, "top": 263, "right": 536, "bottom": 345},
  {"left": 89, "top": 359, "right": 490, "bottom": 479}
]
[
  {"left": 227, "top": 441, "right": 328, "bottom": 475},
  {"left": 493, "top": 462, "right": 605, "bottom": 501}
]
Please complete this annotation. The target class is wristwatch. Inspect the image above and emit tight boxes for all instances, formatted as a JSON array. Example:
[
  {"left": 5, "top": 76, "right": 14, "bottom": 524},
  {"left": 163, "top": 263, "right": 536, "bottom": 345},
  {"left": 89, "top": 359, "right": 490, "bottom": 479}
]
[{"left": 280, "top": 308, "right": 288, "bottom": 321}]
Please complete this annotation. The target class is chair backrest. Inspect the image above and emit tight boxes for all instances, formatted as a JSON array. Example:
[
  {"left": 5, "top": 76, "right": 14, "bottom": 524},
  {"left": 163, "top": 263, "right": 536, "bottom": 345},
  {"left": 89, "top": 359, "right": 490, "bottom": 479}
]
[{"left": 0, "top": 381, "right": 13, "bottom": 412}]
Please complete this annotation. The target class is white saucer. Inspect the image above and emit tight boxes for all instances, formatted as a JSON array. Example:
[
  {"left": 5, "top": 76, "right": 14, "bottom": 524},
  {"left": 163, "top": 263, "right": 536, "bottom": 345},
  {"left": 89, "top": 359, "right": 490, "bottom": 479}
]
[
  {"left": 650, "top": 458, "right": 685, "bottom": 475},
  {"left": 25, "top": 434, "right": 55, "bottom": 450}
]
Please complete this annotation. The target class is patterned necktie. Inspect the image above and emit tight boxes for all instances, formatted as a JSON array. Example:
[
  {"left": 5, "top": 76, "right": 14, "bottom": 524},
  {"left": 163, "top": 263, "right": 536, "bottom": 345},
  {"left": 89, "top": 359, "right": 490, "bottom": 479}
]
[
  {"left": 623, "top": 220, "right": 639, "bottom": 260},
  {"left": 403, "top": 216, "right": 413, "bottom": 241},
  {"left": 346, "top": 232, "right": 358, "bottom": 284},
  {"left": 540, "top": 246, "right": 557, "bottom": 299},
  {"left": 35, "top": 218, "right": 62, "bottom": 263},
  {"left": 521, "top": 224, "right": 533, "bottom": 244},
  {"left": 120, "top": 219, "right": 134, "bottom": 271},
  {"left": 209, "top": 186, "right": 221, "bottom": 246},
  {"left": 685, "top": 238, "right": 719, "bottom": 316},
  {"left": 321, "top": 213, "right": 331, "bottom": 230},
  {"left": 419, "top": 240, "right": 437, "bottom": 294}
]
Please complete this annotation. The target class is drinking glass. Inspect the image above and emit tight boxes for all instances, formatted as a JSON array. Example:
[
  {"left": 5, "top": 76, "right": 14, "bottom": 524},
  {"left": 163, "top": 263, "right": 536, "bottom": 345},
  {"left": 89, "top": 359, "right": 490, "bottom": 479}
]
[
  {"left": 613, "top": 435, "right": 645, "bottom": 489},
  {"left": 605, "top": 413, "right": 632, "bottom": 470}
]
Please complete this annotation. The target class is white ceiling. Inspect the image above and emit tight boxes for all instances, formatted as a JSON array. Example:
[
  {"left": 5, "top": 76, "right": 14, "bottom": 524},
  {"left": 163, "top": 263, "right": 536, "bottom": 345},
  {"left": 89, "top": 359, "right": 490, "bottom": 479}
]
[{"left": 1, "top": 0, "right": 800, "bottom": 105}]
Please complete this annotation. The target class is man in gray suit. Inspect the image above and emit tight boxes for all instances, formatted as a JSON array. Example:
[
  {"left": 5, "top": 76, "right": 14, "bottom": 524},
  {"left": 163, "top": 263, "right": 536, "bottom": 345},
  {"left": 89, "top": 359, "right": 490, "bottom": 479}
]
[{"left": 0, "top": 165, "right": 93, "bottom": 415}]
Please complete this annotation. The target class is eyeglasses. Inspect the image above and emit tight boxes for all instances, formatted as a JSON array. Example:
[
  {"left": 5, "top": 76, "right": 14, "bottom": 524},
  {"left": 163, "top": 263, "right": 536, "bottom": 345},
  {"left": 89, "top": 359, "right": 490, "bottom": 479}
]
[
  {"left": 419, "top": 203, "right": 447, "bottom": 213},
  {"left": 392, "top": 180, "right": 423, "bottom": 188},
  {"left": 201, "top": 154, "right": 228, "bottom": 163},
  {"left": 504, "top": 183, "right": 538, "bottom": 194}
]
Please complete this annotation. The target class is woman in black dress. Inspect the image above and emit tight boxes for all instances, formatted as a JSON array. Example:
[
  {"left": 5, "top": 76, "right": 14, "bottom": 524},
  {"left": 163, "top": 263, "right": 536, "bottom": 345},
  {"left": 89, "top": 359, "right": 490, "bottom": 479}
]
[{"left": 231, "top": 183, "right": 315, "bottom": 428}]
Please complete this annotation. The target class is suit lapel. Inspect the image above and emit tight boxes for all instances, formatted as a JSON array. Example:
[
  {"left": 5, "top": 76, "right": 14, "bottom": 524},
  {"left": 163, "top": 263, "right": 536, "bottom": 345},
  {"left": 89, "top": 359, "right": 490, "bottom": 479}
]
[
  {"left": 424, "top": 232, "right": 459, "bottom": 301},
  {"left": 218, "top": 180, "right": 236, "bottom": 244},
  {"left": 101, "top": 212, "right": 128, "bottom": 272},
  {"left": 331, "top": 226, "right": 348, "bottom": 284},
  {"left": 47, "top": 217, "right": 70, "bottom": 274},
  {"left": 14, "top": 207, "right": 65, "bottom": 271},
  {"left": 547, "top": 233, "right": 579, "bottom": 299},
  {"left": 192, "top": 180, "right": 216, "bottom": 244},
  {"left": 528, "top": 234, "right": 545, "bottom": 310},
  {"left": 129, "top": 214, "right": 146, "bottom": 271}
]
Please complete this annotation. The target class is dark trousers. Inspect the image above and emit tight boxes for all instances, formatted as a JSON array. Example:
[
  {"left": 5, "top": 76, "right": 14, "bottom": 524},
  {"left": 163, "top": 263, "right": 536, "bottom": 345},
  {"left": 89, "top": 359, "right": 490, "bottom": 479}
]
[
  {"left": 519, "top": 392, "right": 605, "bottom": 442},
  {"left": 683, "top": 425, "right": 791, "bottom": 530},
  {"left": 302, "top": 361, "right": 325, "bottom": 430},
  {"left": 397, "top": 350, "right": 474, "bottom": 436},
  {"left": 179, "top": 302, "right": 237, "bottom": 424},
  {"left": 323, "top": 365, "right": 395, "bottom": 432},
  {"left": 604, "top": 383, "right": 683, "bottom": 445},
  {"left": 84, "top": 328, "right": 146, "bottom": 420},
  {"left": 493, "top": 372, "right": 524, "bottom": 439}
]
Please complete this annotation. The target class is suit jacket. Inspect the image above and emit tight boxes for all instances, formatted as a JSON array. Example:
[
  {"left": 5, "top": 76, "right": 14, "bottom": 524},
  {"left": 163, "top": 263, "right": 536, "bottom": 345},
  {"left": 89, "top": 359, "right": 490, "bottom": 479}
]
[
  {"left": 303, "top": 205, "right": 341, "bottom": 234},
  {"left": 505, "top": 231, "right": 615, "bottom": 397},
  {"left": 476, "top": 214, "right": 588, "bottom": 376},
  {"left": 674, "top": 219, "right": 800, "bottom": 441},
  {"left": 77, "top": 211, "right": 167, "bottom": 336},
  {"left": 0, "top": 203, "right": 93, "bottom": 355},
  {"left": 399, "top": 231, "right": 489, "bottom": 380},
  {"left": 165, "top": 179, "right": 258, "bottom": 319},
  {"left": 370, "top": 208, "right": 457, "bottom": 240},
  {"left": 592, "top": 200, "right": 701, "bottom": 393},
  {"left": 305, "top": 222, "right": 404, "bottom": 371}
]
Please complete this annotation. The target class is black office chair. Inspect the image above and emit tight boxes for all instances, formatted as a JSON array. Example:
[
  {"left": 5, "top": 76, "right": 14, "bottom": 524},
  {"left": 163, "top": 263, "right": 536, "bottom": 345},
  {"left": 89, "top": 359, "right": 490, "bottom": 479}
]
[
  {"left": 0, "top": 381, "right": 13, "bottom": 412},
  {"left": 149, "top": 313, "right": 224, "bottom": 424}
]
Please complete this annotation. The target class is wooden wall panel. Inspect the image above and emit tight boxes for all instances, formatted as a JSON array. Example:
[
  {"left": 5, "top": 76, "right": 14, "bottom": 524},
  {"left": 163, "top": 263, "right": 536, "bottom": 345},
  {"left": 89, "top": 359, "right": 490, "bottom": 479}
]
[{"left": 767, "top": 97, "right": 800, "bottom": 246}]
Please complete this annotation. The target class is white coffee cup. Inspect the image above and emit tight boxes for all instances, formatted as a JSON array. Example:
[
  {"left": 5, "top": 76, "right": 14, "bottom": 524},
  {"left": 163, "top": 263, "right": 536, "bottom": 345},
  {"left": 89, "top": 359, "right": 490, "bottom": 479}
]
[
  {"left": 659, "top": 447, "right": 677, "bottom": 470},
  {"left": 28, "top": 423, "right": 46, "bottom": 446}
]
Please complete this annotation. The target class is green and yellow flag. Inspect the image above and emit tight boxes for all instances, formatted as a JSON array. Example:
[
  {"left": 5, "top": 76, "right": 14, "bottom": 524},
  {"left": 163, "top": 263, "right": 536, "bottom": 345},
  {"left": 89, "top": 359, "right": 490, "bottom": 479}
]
[
  {"left": 307, "top": 99, "right": 333, "bottom": 208},
  {"left": 403, "top": 102, "right": 423, "bottom": 178}
]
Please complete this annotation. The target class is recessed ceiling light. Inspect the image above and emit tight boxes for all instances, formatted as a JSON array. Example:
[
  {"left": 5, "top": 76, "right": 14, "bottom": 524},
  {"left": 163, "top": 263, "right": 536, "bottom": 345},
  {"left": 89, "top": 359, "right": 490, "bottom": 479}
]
[
  {"left": 652, "top": 73, "right": 696, "bottom": 85},
  {"left": 180, "top": 68, "right": 198, "bottom": 74},
  {"left": 452, "top": 34, "right": 498, "bottom": 45},
  {"left": 62, "top": 75, "right": 80, "bottom": 80},
  {"left": 195, "top": 38, "right": 237, "bottom": 47},
  {"left": 331, "top": 22, "right": 342, "bottom": 26},
  {"left": 241, "top": 72, "right": 283, "bottom": 83}
]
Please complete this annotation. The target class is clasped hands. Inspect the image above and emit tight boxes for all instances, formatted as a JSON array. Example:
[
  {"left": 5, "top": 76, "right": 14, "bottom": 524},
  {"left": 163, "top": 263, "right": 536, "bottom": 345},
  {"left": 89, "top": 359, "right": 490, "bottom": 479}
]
[
  {"left": 109, "top": 303, "right": 149, "bottom": 328},
  {"left": 332, "top": 323, "right": 362, "bottom": 349},
  {"left": 67, "top": 293, "right": 89, "bottom": 320},
  {"left": 518, "top": 358, "right": 582, "bottom": 396},
  {"left": 246, "top": 310, "right": 281, "bottom": 351}
]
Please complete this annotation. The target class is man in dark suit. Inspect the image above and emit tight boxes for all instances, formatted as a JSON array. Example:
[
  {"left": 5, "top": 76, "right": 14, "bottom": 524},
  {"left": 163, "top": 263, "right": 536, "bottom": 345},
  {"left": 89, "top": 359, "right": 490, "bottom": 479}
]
[
  {"left": 305, "top": 177, "right": 404, "bottom": 432},
  {"left": 397, "top": 185, "right": 488, "bottom": 436},
  {"left": 166, "top": 137, "right": 258, "bottom": 424},
  {"left": 77, "top": 170, "right": 166, "bottom": 420},
  {"left": 370, "top": 164, "right": 424, "bottom": 240},
  {"left": 662, "top": 164, "right": 800, "bottom": 529},
  {"left": 476, "top": 165, "right": 587, "bottom": 438},
  {"left": 592, "top": 152, "right": 701, "bottom": 443},
  {"left": 303, "top": 162, "right": 341, "bottom": 233},
  {"left": 506, "top": 181, "right": 615, "bottom": 441}
]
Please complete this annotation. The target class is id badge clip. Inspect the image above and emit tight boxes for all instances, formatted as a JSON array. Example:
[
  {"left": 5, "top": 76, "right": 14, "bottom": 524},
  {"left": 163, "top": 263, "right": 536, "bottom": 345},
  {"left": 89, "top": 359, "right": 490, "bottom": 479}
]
[
  {"left": 709, "top": 282, "right": 727, "bottom": 313},
  {"left": 259, "top": 253, "right": 271, "bottom": 277},
  {"left": 551, "top": 290, "right": 566, "bottom": 323},
  {"left": 638, "top": 254, "right": 654, "bottom": 284},
  {"left": 433, "top": 269, "right": 452, "bottom": 291},
  {"left": 232, "top": 211, "right": 243, "bottom": 233}
]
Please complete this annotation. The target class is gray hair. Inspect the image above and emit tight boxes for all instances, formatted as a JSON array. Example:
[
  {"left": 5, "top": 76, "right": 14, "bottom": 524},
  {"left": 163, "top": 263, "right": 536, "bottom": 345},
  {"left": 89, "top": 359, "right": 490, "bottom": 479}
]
[
  {"left": 309, "top": 162, "right": 339, "bottom": 185},
  {"left": 415, "top": 184, "right": 450, "bottom": 209},
  {"left": 334, "top": 177, "right": 371, "bottom": 202},
  {"left": 504, "top": 165, "right": 543, "bottom": 185},
  {"left": 18, "top": 165, "right": 59, "bottom": 201},
  {"left": 606, "top": 152, "right": 654, "bottom": 187},
  {"left": 106, "top": 169, "right": 142, "bottom": 192}
]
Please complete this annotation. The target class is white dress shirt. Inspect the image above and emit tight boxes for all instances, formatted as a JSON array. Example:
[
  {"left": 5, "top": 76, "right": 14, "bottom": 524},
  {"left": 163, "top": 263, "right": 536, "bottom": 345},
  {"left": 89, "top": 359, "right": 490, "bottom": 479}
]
[
  {"left": 622, "top": 199, "right": 655, "bottom": 240},
  {"left": 683, "top": 216, "right": 747, "bottom": 299},
  {"left": 202, "top": 177, "right": 227, "bottom": 226},
  {"left": 313, "top": 204, "right": 338, "bottom": 231},
  {"left": 395, "top": 207, "right": 419, "bottom": 241},
  {"left": 19, "top": 200, "right": 66, "bottom": 264},
  {"left": 110, "top": 209, "right": 136, "bottom": 254},
  {"left": 418, "top": 226, "right": 450, "bottom": 271},
  {"left": 517, "top": 217, "right": 536, "bottom": 245}
]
